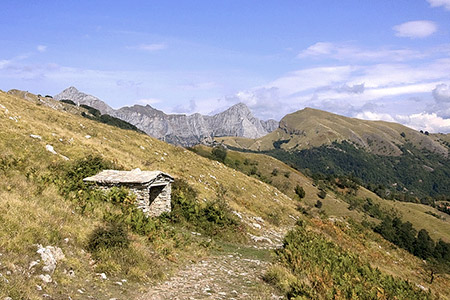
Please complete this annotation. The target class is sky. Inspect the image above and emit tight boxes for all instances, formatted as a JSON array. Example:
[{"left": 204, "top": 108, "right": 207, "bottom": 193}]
[{"left": 1, "top": 0, "right": 450, "bottom": 132}]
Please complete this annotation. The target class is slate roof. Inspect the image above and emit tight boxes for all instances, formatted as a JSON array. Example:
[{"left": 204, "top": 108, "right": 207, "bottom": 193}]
[{"left": 83, "top": 168, "right": 173, "bottom": 184}]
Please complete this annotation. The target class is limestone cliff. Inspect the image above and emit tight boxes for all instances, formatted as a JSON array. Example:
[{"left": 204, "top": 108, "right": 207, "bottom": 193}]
[{"left": 54, "top": 87, "right": 279, "bottom": 146}]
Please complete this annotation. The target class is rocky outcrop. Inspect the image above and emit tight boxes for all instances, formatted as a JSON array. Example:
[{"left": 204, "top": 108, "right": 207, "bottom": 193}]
[
  {"left": 55, "top": 86, "right": 279, "bottom": 146},
  {"left": 54, "top": 87, "right": 115, "bottom": 115},
  {"left": 114, "top": 103, "right": 278, "bottom": 146}
]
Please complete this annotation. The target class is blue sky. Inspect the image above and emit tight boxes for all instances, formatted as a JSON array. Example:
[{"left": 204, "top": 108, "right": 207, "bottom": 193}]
[{"left": 1, "top": 0, "right": 450, "bottom": 132}]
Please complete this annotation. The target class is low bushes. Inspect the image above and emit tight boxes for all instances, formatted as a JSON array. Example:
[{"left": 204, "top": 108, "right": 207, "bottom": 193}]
[
  {"left": 87, "top": 223, "right": 130, "bottom": 252},
  {"left": 266, "top": 221, "right": 433, "bottom": 299},
  {"left": 170, "top": 179, "right": 242, "bottom": 239}
]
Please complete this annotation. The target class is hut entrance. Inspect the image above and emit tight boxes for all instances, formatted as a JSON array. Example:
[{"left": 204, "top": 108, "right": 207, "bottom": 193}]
[{"left": 149, "top": 184, "right": 165, "bottom": 205}]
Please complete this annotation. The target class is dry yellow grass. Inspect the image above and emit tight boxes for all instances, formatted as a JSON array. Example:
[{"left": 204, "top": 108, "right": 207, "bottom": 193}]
[
  {"left": 1, "top": 90, "right": 449, "bottom": 299},
  {"left": 0, "top": 90, "right": 299, "bottom": 298}
]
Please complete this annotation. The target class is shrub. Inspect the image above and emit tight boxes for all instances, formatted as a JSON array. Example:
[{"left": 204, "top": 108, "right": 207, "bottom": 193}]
[
  {"left": 268, "top": 223, "right": 433, "bottom": 299},
  {"left": 87, "top": 223, "right": 130, "bottom": 253},
  {"left": 318, "top": 189, "right": 326, "bottom": 199},
  {"left": 60, "top": 99, "right": 76, "bottom": 105},
  {"left": 57, "top": 155, "right": 115, "bottom": 195},
  {"left": 294, "top": 185, "right": 305, "bottom": 199},
  {"left": 106, "top": 186, "right": 136, "bottom": 205},
  {"left": 170, "top": 179, "right": 241, "bottom": 238},
  {"left": 211, "top": 146, "right": 227, "bottom": 163},
  {"left": 315, "top": 200, "right": 323, "bottom": 209}
]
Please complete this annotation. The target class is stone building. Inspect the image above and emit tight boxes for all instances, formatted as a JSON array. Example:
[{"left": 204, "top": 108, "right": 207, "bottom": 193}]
[{"left": 83, "top": 168, "right": 174, "bottom": 217}]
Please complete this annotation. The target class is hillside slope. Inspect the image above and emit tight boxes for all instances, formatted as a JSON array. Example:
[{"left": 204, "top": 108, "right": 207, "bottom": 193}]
[
  {"left": 219, "top": 107, "right": 448, "bottom": 156},
  {"left": 0, "top": 90, "right": 297, "bottom": 299},
  {"left": 1, "top": 90, "right": 449, "bottom": 299},
  {"left": 193, "top": 145, "right": 450, "bottom": 242}
]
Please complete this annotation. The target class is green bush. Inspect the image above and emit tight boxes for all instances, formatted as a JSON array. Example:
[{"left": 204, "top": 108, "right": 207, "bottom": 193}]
[
  {"left": 294, "top": 185, "right": 305, "bottom": 199},
  {"left": 170, "top": 179, "right": 241, "bottom": 238},
  {"left": 57, "top": 155, "right": 115, "bottom": 195},
  {"left": 211, "top": 146, "right": 227, "bottom": 163},
  {"left": 60, "top": 99, "right": 75, "bottom": 105},
  {"left": 315, "top": 200, "right": 323, "bottom": 208},
  {"left": 87, "top": 223, "right": 130, "bottom": 252},
  {"left": 318, "top": 189, "right": 326, "bottom": 199},
  {"left": 268, "top": 222, "right": 433, "bottom": 299}
]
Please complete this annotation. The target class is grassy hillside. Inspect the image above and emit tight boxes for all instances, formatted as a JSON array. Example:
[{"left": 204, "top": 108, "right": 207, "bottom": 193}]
[
  {"left": 0, "top": 90, "right": 299, "bottom": 299},
  {"left": 192, "top": 145, "right": 450, "bottom": 298},
  {"left": 218, "top": 107, "right": 448, "bottom": 156},
  {"left": 1, "top": 90, "right": 449, "bottom": 299},
  {"left": 193, "top": 145, "right": 450, "bottom": 242}
]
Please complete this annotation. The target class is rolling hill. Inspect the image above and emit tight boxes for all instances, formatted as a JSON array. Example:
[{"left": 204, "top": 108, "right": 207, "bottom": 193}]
[{"left": 218, "top": 107, "right": 448, "bottom": 156}]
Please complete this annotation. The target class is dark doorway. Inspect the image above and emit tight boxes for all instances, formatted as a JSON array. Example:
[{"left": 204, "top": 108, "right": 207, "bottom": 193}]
[{"left": 149, "top": 185, "right": 165, "bottom": 205}]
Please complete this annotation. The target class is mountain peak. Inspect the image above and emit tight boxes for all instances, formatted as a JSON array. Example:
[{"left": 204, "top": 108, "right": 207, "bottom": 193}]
[
  {"left": 54, "top": 87, "right": 114, "bottom": 115},
  {"left": 231, "top": 102, "right": 249, "bottom": 110},
  {"left": 59, "top": 86, "right": 81, "bottom": 95}
]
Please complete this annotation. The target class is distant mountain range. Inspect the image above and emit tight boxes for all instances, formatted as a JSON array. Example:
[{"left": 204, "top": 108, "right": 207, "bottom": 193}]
[{"left": 54, "top": 87, "right": 278, "bottom": 146}]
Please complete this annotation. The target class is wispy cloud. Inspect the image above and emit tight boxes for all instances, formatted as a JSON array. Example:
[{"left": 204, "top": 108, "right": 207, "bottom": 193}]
[
  {"left": 427, "top": 0, "right": 450, "bottom": 10},
  {"left": 127, "top": 43, "right": 167, "bottom": 52},
  {"left": 298, "top": 42, "right": 423, "bottom": 61},
  {"left": 393, "top": 20, "right": 437, "bottom": 39},
  {"left": 37, "top": 45, "right": 47, "bottom": 53}
]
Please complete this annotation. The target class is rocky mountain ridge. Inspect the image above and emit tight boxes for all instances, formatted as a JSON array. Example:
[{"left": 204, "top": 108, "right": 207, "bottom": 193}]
[{"left": 54, "top": 87, "right": 279, "bottom": 146}]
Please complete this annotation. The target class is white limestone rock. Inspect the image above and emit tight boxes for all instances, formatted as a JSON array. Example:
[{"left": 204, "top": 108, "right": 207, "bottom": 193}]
[{"left": 36, "top": 245, "right": 65, "bottom": 273}]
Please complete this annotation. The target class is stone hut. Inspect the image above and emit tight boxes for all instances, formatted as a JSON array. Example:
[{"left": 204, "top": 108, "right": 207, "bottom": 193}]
[{"left": 83, "top": 168, "right": 174, "bottom": 217}]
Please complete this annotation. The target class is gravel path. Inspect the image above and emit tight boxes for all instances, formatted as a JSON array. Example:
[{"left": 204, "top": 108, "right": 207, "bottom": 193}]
[{"left": 139, "top": 251, "right": 282, "bottom": 300}]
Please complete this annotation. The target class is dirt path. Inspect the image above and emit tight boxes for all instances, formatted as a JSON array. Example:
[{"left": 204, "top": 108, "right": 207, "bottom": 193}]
[{"left": 138, "top": 249, "right": 282, "bottom": 300}]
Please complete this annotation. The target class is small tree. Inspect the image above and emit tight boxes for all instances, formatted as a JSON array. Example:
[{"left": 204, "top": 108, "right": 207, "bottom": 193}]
[
  {"left": 318, "top": 189, "right": 327, "bottom": 199},
  {"left": 211, "top": 146, "right": 227, "bottom": 163},
  {"left": 295, "top": 185, "right": 306, "bottom": 199},
  {"left": 271, "top": 168, "right": 279, "bottom": 176},
  {"left": 315, "top": 200, "right": 323, "bottom": 209}
]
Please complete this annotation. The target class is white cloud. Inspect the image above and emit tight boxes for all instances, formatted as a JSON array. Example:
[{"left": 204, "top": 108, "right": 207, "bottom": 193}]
[
  {"left": 298, "top": 42, "right": 334, "bottom": 57},
  {"left": 137, "top": 98, "right": 161, "bottom": 105},
  {"left": 128, "top": 43, "right": 167, "bottom": 51},
  {"left": 354, "top": 111, "right": 397, "bottom": 122},
  {"left": 225, "top": 55, "right": 450, "bottom": 124},
  {"left": 171, "top": 99, "right": 197, "bottom": 114},
  {"left": 427, "top": 0, "right": 450, "bottom": 10},
  {"left": 268, "top": 65, "right": 355, "bottom": 97},
  {"left": 37, "top": 45, "right": 47, "bottom": 53},
  {"left": 355, "top": 111, "right": 450, "bottom": 133},
  {"left": 0, "top": 59, "right": 11, "bottom": 69},
  {"left": 393, "top": 20, "right": 437, "bottom": 38},
  {"left": 396, "top": 113, "right": 450, "bottom": 132},
  {"left": 298, "top": 42, "right": 423, "bottom": 61},
  {"left": 432, "top": 83, "right": 450, "bottom": 102}
]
